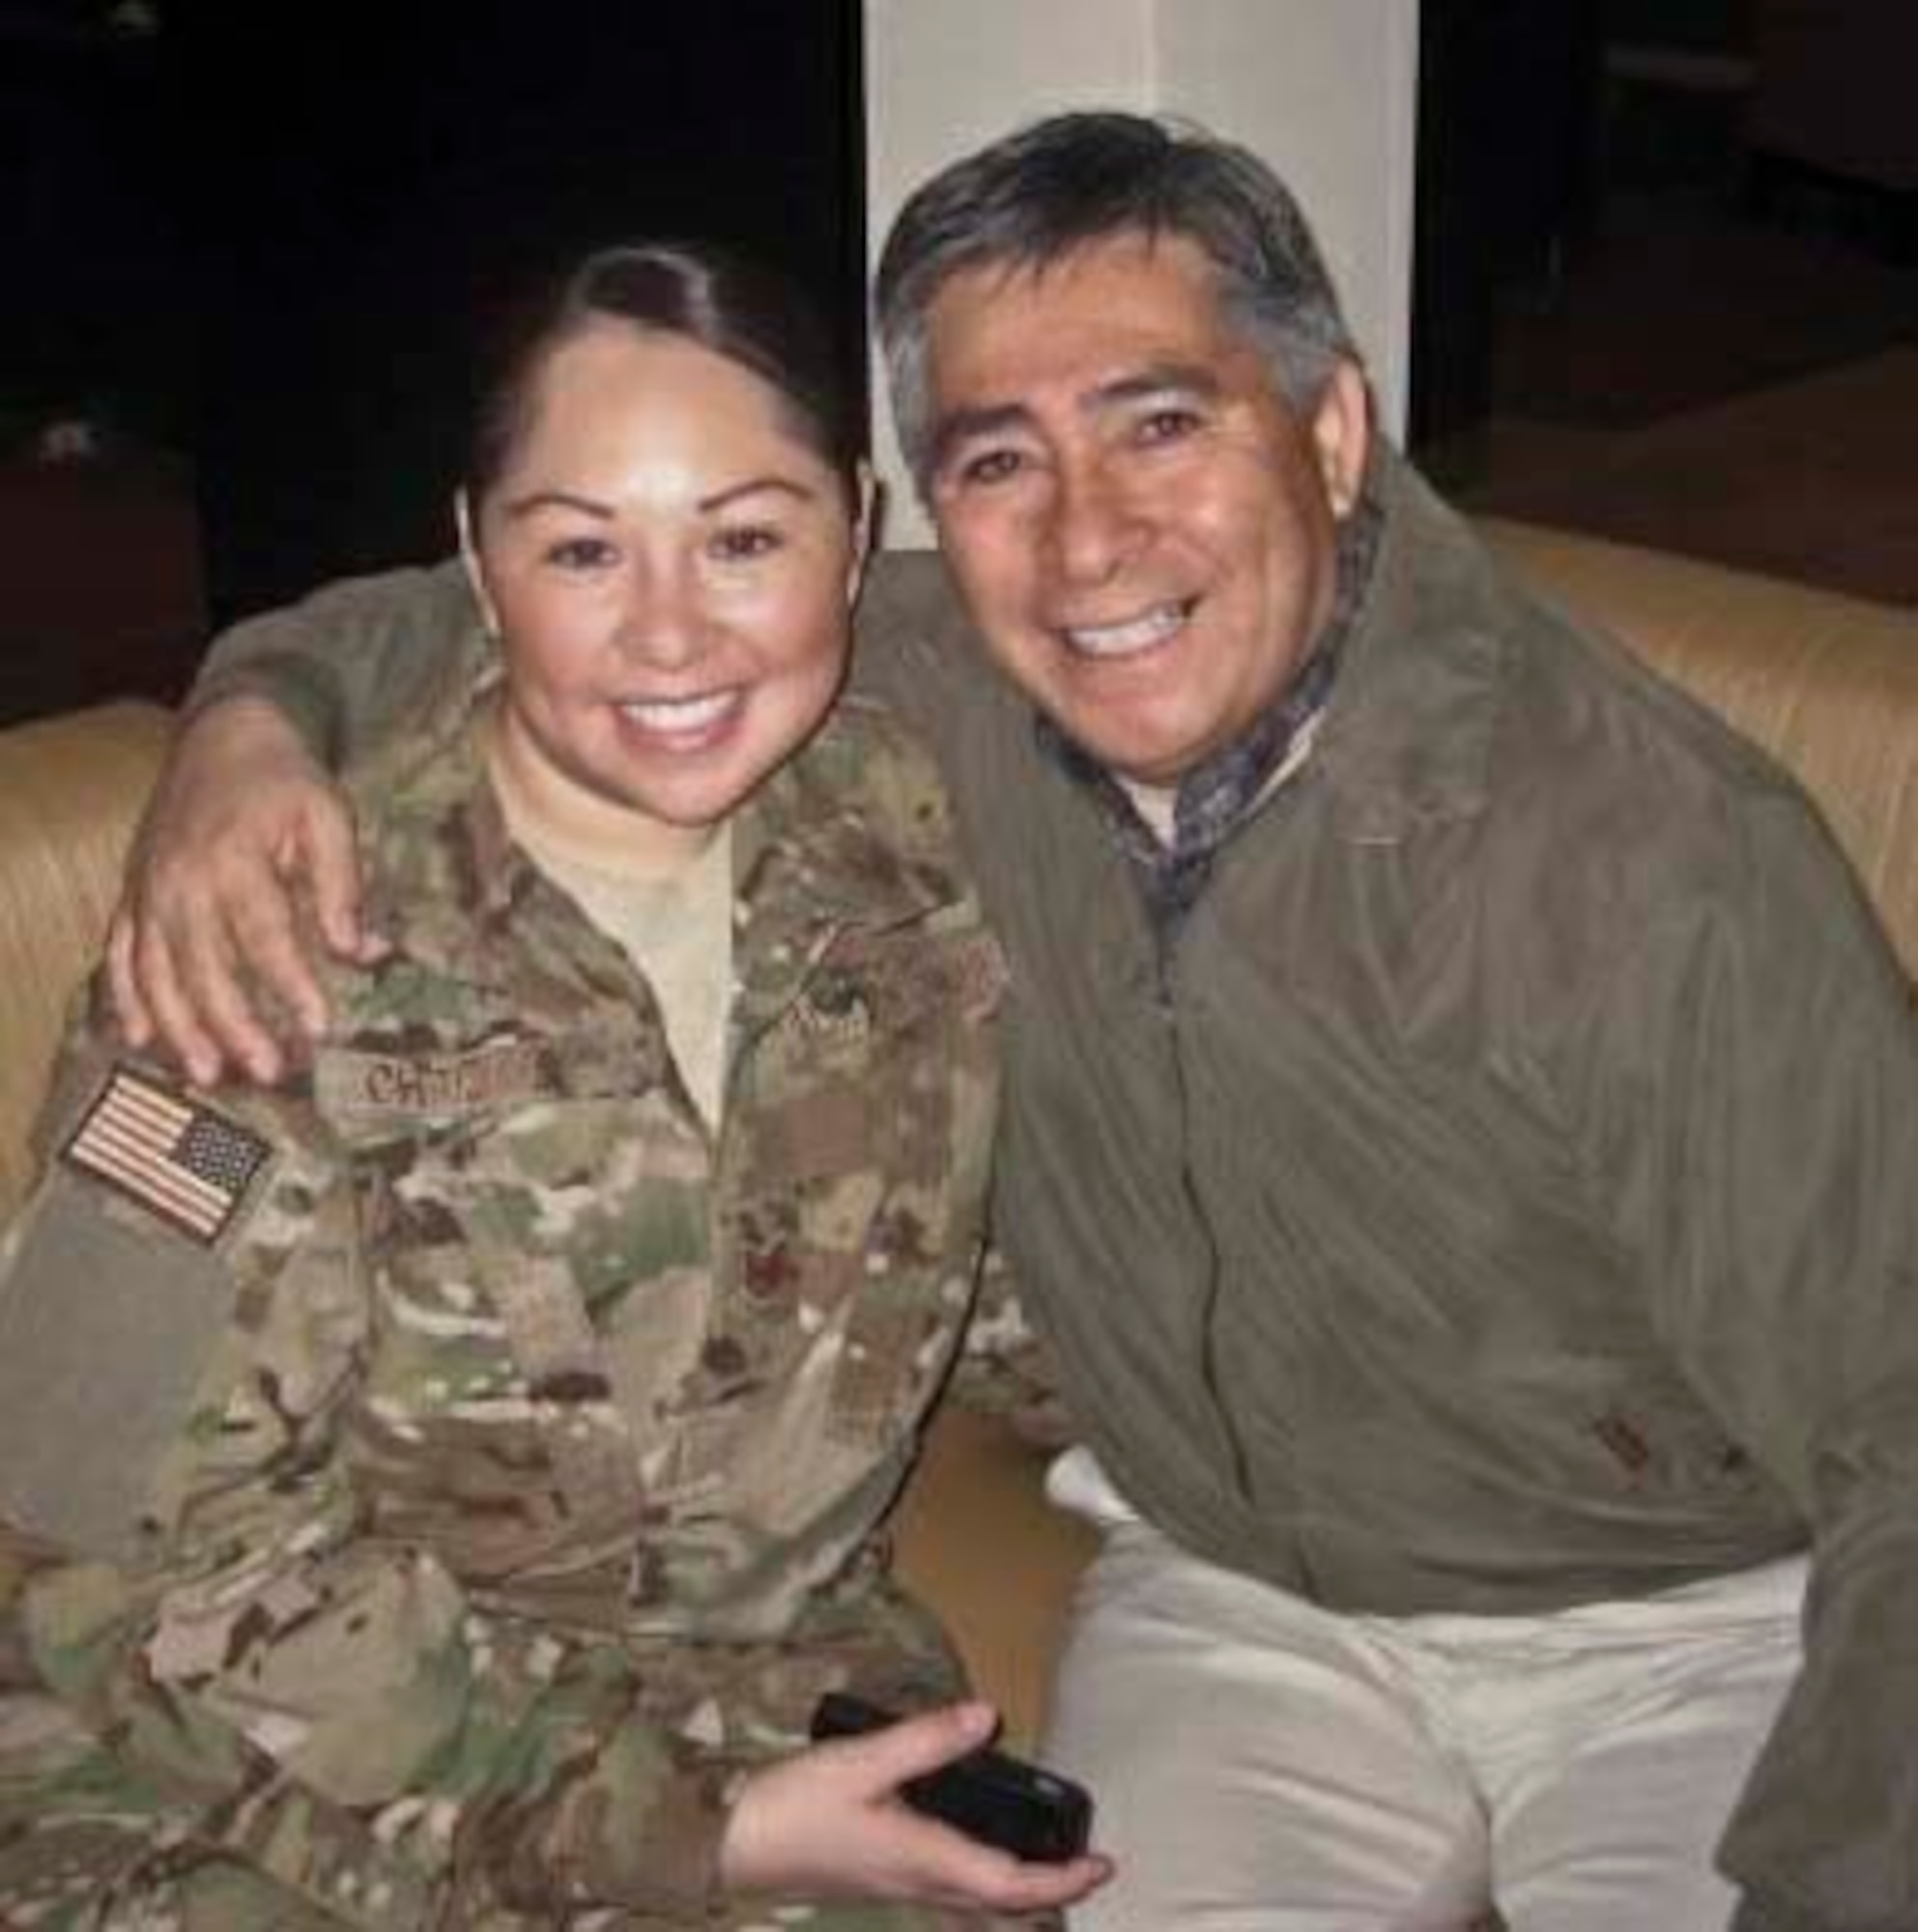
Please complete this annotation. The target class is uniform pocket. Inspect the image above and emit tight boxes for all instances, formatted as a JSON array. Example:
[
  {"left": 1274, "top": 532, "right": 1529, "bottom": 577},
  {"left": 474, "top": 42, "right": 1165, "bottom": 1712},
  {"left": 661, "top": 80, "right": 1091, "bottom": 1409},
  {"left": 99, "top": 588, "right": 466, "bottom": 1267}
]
[
  {"left": 0, "top": 1175, "right": 237, "bottom": 1560},
  {"left": 719, "top": 922, "right": 1001, "bottom": 1469}
]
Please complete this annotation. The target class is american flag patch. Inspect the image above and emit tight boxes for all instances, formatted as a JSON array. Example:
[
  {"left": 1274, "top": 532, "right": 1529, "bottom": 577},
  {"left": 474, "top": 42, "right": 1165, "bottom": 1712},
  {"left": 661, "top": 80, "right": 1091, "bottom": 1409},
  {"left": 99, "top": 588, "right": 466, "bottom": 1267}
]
[{"left": 62, "top": 1068, "right": 271, "bottom": 1245}]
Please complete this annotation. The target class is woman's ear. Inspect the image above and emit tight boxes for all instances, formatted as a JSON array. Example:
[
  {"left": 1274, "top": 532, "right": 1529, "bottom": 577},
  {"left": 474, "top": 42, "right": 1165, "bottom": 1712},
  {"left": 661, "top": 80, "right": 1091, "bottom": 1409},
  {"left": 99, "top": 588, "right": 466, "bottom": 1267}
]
[
  {"left": 454, "top": 489, "right": 502, "bottom": 638},
  {"left": 847, "top": 462, "right": 879, "bottom": 606}
]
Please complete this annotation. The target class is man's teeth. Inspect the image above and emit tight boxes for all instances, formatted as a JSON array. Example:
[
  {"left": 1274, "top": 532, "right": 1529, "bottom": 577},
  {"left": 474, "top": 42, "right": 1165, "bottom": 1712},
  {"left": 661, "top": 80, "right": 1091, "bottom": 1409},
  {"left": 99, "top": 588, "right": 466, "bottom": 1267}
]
[
  {"left": 618, "top": 692, "right": 738, "bottom": 731},
  {"left": 1064, "top": 603, "right": 1189, "bottom": 658}
]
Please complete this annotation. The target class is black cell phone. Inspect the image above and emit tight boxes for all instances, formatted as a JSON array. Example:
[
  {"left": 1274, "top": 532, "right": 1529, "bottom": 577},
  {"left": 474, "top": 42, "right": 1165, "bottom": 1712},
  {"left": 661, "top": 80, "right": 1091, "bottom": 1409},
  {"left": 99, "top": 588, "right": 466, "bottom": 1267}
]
[{"left": 809, "top": 1690, "right": 1095, "bottom": 1863}]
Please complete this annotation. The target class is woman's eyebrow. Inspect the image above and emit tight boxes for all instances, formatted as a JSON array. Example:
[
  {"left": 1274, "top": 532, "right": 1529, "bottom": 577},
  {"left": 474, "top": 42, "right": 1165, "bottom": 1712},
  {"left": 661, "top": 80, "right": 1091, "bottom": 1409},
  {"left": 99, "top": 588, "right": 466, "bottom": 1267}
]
[
  {"left": 497, "top": 476, "right": 820, "bottom": 520},
  {"left": 498, "top": 489, "right": 615, "bottom": 521},
  {"left": 699, "top": 475, "right": 819, "bottom": 514}
]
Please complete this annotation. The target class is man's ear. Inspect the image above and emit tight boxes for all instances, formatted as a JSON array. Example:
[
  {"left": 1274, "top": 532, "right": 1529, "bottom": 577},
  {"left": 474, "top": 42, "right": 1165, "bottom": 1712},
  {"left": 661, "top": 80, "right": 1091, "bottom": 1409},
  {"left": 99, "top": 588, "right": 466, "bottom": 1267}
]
[
  {"left": 847, "top": 462, "right": 879, "bottom": 606},
  {"left": 453, "top": 490, "right": 502, "bottom": 637},
  {"left": 1310, "top": 361, "right": 1372, "bottom": 521}
]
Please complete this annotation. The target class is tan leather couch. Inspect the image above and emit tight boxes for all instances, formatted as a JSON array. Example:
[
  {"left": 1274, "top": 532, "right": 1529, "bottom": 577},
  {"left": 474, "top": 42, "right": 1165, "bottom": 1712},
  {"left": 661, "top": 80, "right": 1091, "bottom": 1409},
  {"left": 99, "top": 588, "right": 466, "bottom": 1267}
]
[{"left": 4, "top": 525, "right": 1916, "bottom": 1750}]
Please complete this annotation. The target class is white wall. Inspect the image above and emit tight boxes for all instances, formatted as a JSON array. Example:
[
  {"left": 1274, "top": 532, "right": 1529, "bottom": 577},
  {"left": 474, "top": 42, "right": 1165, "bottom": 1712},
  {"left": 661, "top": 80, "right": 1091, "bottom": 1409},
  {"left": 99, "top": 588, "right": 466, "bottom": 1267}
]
[
  {"left": 863, "top": 0, "right": 1419, "bottom": 548},
  {"left": 866, "top": 1, "right": 1156, "bottom": 196},
  {"left": 1155, "top": 2, "right": 1418, "bottom": 444}
]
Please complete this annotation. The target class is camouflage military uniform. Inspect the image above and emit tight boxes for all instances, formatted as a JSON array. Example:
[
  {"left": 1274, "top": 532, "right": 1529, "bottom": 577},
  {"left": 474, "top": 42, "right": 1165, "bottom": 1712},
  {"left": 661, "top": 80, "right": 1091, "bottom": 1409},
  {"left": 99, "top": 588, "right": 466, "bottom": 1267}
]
[{"left": 0, "top": 668, "right": 1014, "bottom": 1930}]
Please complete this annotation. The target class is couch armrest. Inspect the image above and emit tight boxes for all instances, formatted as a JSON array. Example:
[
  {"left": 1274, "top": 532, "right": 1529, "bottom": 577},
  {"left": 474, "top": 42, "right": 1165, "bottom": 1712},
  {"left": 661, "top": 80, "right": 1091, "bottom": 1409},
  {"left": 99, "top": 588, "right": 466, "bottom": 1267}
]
[{"left": 0, "top": 700, "right": 170, "bottom": 1217}]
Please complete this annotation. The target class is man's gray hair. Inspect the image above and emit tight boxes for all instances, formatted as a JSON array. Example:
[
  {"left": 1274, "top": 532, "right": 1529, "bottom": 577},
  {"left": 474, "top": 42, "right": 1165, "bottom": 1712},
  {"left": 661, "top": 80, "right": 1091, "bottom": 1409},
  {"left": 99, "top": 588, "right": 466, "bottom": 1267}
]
[{"left": 875, "top": 110, "right": 1362, "bottom": 492}]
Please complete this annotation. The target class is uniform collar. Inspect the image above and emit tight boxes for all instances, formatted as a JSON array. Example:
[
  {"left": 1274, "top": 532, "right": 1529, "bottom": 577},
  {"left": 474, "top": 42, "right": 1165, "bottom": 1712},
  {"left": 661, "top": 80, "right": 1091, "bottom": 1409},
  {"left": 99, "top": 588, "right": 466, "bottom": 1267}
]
[
  {"left": 350, "top": 644, "right": 960, "bottom": 1018},
  {"left": 726, "top": 702, "right": 965, "bottom": 1033}
]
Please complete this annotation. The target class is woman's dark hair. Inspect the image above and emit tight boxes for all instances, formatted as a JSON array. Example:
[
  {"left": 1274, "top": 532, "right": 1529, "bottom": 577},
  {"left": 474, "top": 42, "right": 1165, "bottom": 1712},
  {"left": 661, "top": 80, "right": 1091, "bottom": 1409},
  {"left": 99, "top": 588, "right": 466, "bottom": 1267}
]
[{"left": 466, "top": 241, "right": 861, "bottom": 508}]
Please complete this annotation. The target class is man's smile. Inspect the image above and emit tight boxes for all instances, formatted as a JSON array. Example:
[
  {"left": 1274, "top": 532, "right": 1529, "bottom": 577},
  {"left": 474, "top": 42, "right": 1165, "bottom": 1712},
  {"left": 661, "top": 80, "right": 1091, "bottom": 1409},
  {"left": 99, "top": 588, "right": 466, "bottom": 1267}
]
[{"left": 1059, "top": 598, "right": 1197, "bottom": 660}]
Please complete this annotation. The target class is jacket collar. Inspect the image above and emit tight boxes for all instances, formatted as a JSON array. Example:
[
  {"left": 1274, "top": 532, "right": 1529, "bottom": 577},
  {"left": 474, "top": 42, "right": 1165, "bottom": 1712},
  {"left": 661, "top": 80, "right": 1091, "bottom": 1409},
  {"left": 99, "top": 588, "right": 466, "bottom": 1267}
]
[
  {"left": 1027, "top": 445, "right": 1512, "bottom": 865},
  {"left": 1039, "top": 489, "right": 1374, "bottom": 929},
  {"left": 1308, "top": 448, "right": 1511, "bottom": 844}
]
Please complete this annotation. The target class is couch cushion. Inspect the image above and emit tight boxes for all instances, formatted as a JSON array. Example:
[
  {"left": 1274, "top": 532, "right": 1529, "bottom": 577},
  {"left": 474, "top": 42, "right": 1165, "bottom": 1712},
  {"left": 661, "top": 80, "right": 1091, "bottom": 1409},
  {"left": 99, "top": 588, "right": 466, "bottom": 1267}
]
[
  {"left": 1486, "top": 520, "right": 1918, "bottom": 979},
  {"left": 0, "top": 700, "right": 169, "bottom": 1217}
]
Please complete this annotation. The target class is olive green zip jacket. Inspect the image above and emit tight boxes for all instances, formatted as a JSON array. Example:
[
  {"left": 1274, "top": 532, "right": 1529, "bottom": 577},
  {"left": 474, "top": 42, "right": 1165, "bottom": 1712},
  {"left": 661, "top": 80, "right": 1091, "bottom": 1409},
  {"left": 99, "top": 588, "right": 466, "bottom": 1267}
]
[{"left": 191, "top": 451, "right": 1918, "bottom": 1930}]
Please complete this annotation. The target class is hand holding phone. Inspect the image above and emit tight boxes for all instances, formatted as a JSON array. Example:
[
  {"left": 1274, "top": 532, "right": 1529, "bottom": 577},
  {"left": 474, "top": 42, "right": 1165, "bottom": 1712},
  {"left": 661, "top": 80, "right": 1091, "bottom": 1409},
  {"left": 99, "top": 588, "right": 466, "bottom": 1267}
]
[{"left": 810, "top": 1690, "right": 1095, "bottom": 1863}]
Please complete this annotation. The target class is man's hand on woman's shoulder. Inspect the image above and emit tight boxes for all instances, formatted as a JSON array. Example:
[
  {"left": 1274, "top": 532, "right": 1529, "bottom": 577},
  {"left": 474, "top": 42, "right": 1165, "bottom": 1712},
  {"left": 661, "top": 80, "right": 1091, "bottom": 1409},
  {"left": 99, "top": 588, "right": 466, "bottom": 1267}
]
[{"left": 107, "top": 696, "right": 384, "bottom": 1087}]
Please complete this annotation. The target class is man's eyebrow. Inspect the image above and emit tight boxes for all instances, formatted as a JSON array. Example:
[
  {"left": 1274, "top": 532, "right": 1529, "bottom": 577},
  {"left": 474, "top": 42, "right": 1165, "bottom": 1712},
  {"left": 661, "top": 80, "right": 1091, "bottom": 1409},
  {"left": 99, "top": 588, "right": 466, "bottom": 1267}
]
[
  {"left": 930, "top": 363, "right": 1228, "bottom": 472},
  {"left": 1091, "top": 362, "right": 1225, "bottom": 409},
  {"left": 929, "top": 402, "right": 1032, "bottom": 473}
]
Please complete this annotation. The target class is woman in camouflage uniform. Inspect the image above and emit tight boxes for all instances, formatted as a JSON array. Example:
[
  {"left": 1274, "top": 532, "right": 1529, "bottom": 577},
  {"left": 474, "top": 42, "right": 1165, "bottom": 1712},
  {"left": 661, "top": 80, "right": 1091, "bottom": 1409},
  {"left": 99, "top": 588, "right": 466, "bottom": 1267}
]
[{"left": 0, "top": 244, "right": 1105, "bottom": 1929}]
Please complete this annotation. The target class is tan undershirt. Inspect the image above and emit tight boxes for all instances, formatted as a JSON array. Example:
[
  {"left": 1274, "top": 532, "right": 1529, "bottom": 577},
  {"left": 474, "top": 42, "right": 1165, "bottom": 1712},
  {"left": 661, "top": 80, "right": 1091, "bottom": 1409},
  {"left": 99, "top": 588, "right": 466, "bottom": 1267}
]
[{"left": 483, "top": 705, "right": 734, "bottom": 1127}]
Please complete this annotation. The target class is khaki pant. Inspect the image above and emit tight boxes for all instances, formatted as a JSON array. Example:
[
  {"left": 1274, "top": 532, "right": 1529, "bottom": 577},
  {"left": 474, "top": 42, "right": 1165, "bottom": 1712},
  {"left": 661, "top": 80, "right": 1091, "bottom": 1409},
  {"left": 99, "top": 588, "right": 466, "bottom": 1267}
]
[{"left": 1044, "top": 1451, "right": 1801, "bottom": 1932}]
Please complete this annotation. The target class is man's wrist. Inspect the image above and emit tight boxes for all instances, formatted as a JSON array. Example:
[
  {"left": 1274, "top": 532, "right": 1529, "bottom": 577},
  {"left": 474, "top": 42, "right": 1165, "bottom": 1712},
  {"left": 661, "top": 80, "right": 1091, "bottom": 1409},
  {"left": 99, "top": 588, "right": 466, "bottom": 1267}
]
[{"left": 182, "top": 665, "right": 343, "bottom": 770}]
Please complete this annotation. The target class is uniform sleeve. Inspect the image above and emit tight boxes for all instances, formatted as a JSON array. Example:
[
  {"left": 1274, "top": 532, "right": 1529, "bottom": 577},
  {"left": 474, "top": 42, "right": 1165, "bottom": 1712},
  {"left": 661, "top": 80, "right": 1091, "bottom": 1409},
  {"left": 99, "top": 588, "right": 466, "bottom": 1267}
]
[
  {"left": 850, "top": 548, "right": 996, "bottom": 744},
  {"left": 945, "top": 1236, "right": 1077, "bottom": 1449},
  {"left": 185, "top": 561, "right": 494, "bottom": 769},
  {"left": 1572, "top": 791, "right": 1918, "bottom": 1932},
  {"left": 1, "top": 1044, "right": 740, "bottom": 1925}
]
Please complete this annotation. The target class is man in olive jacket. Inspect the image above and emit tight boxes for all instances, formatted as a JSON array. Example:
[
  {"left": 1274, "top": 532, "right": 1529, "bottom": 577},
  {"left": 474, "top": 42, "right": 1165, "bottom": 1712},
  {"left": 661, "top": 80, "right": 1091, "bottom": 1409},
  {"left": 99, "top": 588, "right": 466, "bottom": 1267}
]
[{"left": 106, "top": 115, "right": 1918, "bottom": 1932}]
